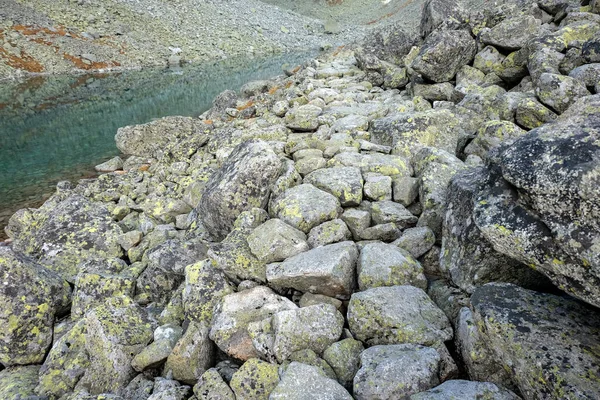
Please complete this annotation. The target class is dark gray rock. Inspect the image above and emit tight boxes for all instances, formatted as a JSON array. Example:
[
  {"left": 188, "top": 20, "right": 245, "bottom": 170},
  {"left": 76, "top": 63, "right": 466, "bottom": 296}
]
[{"left": 480, "top": 15, "right": 540, "bottom": 51}]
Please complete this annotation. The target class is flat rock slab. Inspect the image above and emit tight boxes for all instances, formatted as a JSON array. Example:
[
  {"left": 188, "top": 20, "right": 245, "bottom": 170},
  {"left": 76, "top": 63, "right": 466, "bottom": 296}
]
[
  {"left": 267, "top": 241, "right": 359, "bottom": 299},
  {"left": 304, "top": 167, "right": 364, "bottom": 207}
]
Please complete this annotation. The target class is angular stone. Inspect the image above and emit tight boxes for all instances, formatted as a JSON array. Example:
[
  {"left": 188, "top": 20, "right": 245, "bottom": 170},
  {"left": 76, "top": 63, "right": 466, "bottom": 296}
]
[
  {"left": 393, "top": 226, "right": 435, "bottom": 259},
  {"left": 131, "top": 338, "right": 175, "bottom": 372},
  {"left": 468, "top": 283, "right": 600, "bottom": 399},
  {"left": 419, "top": 0, "right": 461, "bottom": 38},
  {"left": 194, "top": 368, "right": 235, "bottom": 400},
  {"left": 209, "top": 286, "right": 297, "bottom": 361},
  {"left": 271, "top": 184, "right": 342, "bottom": 233},
  {"left": 0, "top": 365, "right": 40, "bottom": 399},
  {"left": 72, "top": 272, "right": 135, "bottom": 320},
  {"left": 370, "top": 109, "right": 461, "bottom": 156},
  {"left": 266, "top": 241, "right": 358, "bottom": 299},
  {"left": 363, "top": 174, "right": 392, "bottom": 201},
  {"left": 79, "top": 296, "right": 153, "bottom": 394},
  {"left": 230, "top": 358, "right": 279, "bottom": 400},
  {"left": 285, "top": 105, "right": 322, "bottom": 131},
  {"left": 354, "top": 344, "right": 441, "bottom": 400},
  {"left": 535, "top": 72, "right": 591, "bottom": 114},
  {"left": 515, "top": 97, "right": 557, "bottom": 129},
  {"left": 0, "top": 247, "right": 71, "bottom": 366},
  {"left": 198, "top": 140, "right": 282, "bottom": 240},
  {"left": 272, "top": 304, "right": 344, "bottom": 362},
  {"left": 270, "top": 362, "right": 352, "bottom": 400},
  {"left": 348, "top": 286, "right": 452, "bottom": 346},
  {"left": 330, "top": 152, "right": 412, "bottom": 176},
  {"left": 288, "top": 349, "right": 337, "bottom": 379},
  {"left": 323, "top": 339, "right": 365, "bottom": 388},
  {"left": 371, "top": 200, "right": 418, "bottom": 227},
  {"left": 164, "top": 321, "right": 214, "bottom": 385},
  {"left": 358, "top": 242, "right": 427, "bottom": 290},
  {"left": 480, "top": 15, "right": 540, "bottom": 51},
  {"left": 304, "top": 167, "right": 364, "bottom": 207},
  {"left": 247, "top": 219, "right": 309, "bottom": 264},
  {"left": 95, "top": 156, "right": 124, "bottom": 172},
  {"left": 411, "top": 30, "right": 477, "bottom": 83},
  {"left": 307, "top": 219, "right": 352, "bottom": 248},
  {"left": 183, "top": 259, "right": 234, "bottom": 324},
  {"left": 393, "top": 176, "right": 419, "bottom": 206},
  {"left": 341, "top": 209, "right": 371, "bottom": 240},
  {"left": 464, "top": 120, "right": 527, "bottom": 160}
]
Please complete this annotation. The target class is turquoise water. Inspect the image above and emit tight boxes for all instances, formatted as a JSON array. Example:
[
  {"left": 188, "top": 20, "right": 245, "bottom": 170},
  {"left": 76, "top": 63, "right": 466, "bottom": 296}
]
[{"left": 0, "top": 52, "right": 315, "bottom": 235}]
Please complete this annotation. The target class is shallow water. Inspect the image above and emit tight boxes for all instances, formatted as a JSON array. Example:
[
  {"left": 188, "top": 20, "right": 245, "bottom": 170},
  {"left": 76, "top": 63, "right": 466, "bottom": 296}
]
[{"left": 0, "top": 52, "right": 316, "bottom": 237}]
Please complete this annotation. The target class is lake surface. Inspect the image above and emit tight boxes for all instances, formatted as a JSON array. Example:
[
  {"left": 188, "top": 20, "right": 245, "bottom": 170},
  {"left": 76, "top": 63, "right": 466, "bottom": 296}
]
[{"left": 0, "top": 52, "right": 316, "bottom": 237}]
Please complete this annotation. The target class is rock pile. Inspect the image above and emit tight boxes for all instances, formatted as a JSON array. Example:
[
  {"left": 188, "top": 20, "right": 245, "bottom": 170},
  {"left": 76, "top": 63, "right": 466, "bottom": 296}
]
[{"left": 1, "top": 0, "right": 600, "bottom": 398}]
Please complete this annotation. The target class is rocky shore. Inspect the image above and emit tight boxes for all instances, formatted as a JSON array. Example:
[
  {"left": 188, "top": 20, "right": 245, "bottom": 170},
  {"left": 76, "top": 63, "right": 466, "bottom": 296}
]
[{"left": 1, "top": 0, "right": 600, "bottom": 398}]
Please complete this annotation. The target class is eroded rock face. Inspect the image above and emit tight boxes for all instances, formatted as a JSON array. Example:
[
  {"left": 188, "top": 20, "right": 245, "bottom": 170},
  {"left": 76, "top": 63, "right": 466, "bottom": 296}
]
[
  {"left": 0, "top": 247, "right": 71, "bottom": 366},
  {"left": 198, "top": 140, "right": 282, "bottom": 240},
  {"left": 410, "top": 380, "right": 520, "bottom": 399},
  {"left": 466, "top": 283, "right": 600, "bottom": 399},
  {"left": 411, "top": 30, "right": 477, "bottom": 83},
  {"left": 270, "top": 362, "right": 352, "bottom": 400},
  {"left": 474, "top": 113, "right": 600, "bottom": 307}
]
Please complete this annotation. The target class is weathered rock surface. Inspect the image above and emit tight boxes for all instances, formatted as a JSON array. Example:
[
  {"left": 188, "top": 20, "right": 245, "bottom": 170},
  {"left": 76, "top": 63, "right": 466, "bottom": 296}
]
[
  {"left": 304, "top": 167, "right": 364, "bottom": 207},
  {"left": 199, "top": 140, "right": 282, "bottom": 240},
  {"left": 269, "top": 362, "right": 352, "bottom": 400},
  {"left": 465, "top": 283, "right": 600, "bottom": 399},
  {"left": 410, "top": 380, "right": 520, "bottom": 399},
  {"left": 0, "top": 247, "right": 71, "bottom": 366},
  {"left": 354, "top": 344, "right": 441, "bottom": 400},
  {"left": 347, "top": 285, "right": 452, "bottom": 346},
  {"left": 267, "top": 241, "right": 358, "bottom": 299}
]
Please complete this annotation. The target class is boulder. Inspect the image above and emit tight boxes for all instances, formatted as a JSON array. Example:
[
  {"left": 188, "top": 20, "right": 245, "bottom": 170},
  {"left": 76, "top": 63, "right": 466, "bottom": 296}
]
[
  {"left": 419, "top": 0, "right": 462, "bottom": 38},
  {"left": 393, "top": 226, "right": 435, "bottom": 259},
  {"left": 164, "top": 322, "right": 214, "bottom": 384},
  {"left": 465, "top": 283, "right": 600, "bottom": 399},
  {"left": 0, "top": 365, "right": 40, "bottom": 399},
  {"left": 194, "top": 368, "right": 235, "bottom": 400},
  {"left": 78, "top": 296, "right": 153, "bottom": 394},
  {"left": 198, "top": 140, "right": 282, "bottom": 240},
  {"left": 247, "top": 219, "right": 309, "bottom": 264},
  {"left": 307, "top": 219, "right": 352, "bottom": 248},
  {"left": 354, "top": 344, "right": 441, "bottom": 400},
  {"left": 347, "top": 286, "right": 453, "bottom": 346},
  {"left": 269, "top": 362, "right": 352, "bottom": 400},
  {"left": 266, "top": 241, "right": 358, "bottom": 299},
  {"left": 115, "top": 116, "right": 208, "bottom": 161},
  {"left": 304, "top": 167, "right": 364, "bottom": 207},
  {"left": 370, "top": 109, "right": 461, "bottom": 156},
  {"left": 440, "top": 167, "right": 548, "bottom": 293},
  {"left": 271, "top": 184, "right": 342, "bottom": 233},
  {"left": 357, "top": 242, "right": 427, "bottom": 290},
  {"left": 95, "top": 156, "right": 124, "bottom": 172},
  {"left": 330, "top": 152, "right": 413, "bottom": 177},
  {"left": 535, "top": 72, "right": 591, "bottom": 114},
  {"left": 474, "top": 114, "right": 600, "bottom": 307},
  {"left": 464, "top": 120, "right": 527, "bottom": 160},
  {"left": 479, "top": 15, "right": 540, "bottom": 51},
  {"left": 272, "top": 304, "right": 345, "bottom": 362},
  {"left": 371, "top": 200, "right": 418, "bottom": 227},
  {"left": 411, "top": 30, "right": 477, "bottom": 83},
  {"left": 209, "top": 286, "right": 297, "bottom": 361},
  {"left": 0, "top": 247, "right": 71, "bottom": 366},
  {"left": 515, "top": 97, "right": 558, "bottom": 129},
  {"left": 285, "top": 105, "right": 322, "bottom": 131},
  {"left": 323, "top": 339, "right": 365, "bottom": 388},
  {"left": 229, "top": 358, "right": 279, "bottom": 400},
  {"left": 8, "top": 194, "right": 124, "bottom": 281},
  {"left": 183, "top": 259, "right": 234, "bottom": 324},
  {"left": 363, "top": 174, "right": 392, "bottom": 201}
]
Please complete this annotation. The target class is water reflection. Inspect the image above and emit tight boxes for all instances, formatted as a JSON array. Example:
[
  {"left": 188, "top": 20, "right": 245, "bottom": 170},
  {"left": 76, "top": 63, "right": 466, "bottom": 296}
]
[{"left": 0, "top": 51, "right": 316, "bottom": 235}]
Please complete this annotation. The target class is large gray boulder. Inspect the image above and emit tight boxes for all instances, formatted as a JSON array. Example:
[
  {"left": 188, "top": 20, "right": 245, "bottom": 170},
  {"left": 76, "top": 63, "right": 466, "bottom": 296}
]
[
  {"left": 535, "top": 73, "right": 591, "bottom": 114},
  {"left": 358, "top": 242, "right": 427, "bottom": 290},
  {"left": 8, "top": 194, "right": 124, "bottom": 281},
  {"left": 272, "top": 304, "right": 345, "bottom": 362},
  {"left": 115, "top": 116, "right": 208, "bottom": 161},
  {"left": 354, "top": 344, "right": 441, "bottom": 400},
  {"left": 440, "top": 167, "right": 549, "bottom": 293},
  {"left": 464, "top": 283, "right": 600, "bottom": 399},
  {"left": 0, "top": 247, "right": 71, "bottom": 366},
  {"left": 270, "top": 362, "right": 353, "bottom": 400},
  {"left": 473, "top": 113, "right": 600, "bottom": 307},
  {"left": 347, "top": 286, "right": 453, "bottom": 347},
  {"left": 370, "top": 109, "right": 461, "bottom": 157},
  {"left": 420, "top": 0, "right": 462, "bottom": 38},
  {"left": 304, "top": 167, "right": 364, "bottom": 207},
  {"left": 198, "top": 140, "right": 282, "bottom": 240},
  {"left": 410, "top": 380, "right": 520, "bottom": 399},
  {"left": 479, "top": 15, "right": 541, "bottom": 51},
  {"left": 411, "top": 30, "right": 477, "bottom": 83},
  {"left": 209, "top": 286, "right": 297, "bottom": 361},
  {"left": 266, "top": 241, "right": 359, "bottom": 299},
  {"left": 271, "top": 184, "right": 342, "bottom": 234}
]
